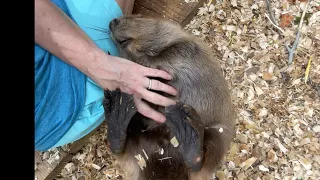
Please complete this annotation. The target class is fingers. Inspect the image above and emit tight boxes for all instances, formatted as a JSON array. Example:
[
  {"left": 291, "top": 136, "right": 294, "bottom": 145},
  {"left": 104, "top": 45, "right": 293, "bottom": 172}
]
[
  {"left": 134, "top": 97, "right": 166, "bottom": 123},
  {"left": 138, "top": 87, "right": 176, "bottom": 107},
  {"left": 143, "top": 78, "right": 177, "bottom": 96},
  {"left": 142, "top": 67, "right": 172, "bottom": 80}
]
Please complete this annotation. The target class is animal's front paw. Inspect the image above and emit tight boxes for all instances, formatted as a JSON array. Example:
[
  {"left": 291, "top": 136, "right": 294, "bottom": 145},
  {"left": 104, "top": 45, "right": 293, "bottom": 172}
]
[
  {"left": 103, "top": 89, "right": 137, "bottom": 154},
  {"left": 164, "top": 102, "right": 204, "bottom": 171}
]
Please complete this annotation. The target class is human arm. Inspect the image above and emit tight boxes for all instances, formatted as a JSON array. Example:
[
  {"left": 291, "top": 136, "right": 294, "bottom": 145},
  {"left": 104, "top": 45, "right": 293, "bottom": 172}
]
[
  {"left": 115, "top": 0, "right": 135, "bottom": 15},
  {"left": 34, "top": 0, "right": 177, "bottom": 122}
]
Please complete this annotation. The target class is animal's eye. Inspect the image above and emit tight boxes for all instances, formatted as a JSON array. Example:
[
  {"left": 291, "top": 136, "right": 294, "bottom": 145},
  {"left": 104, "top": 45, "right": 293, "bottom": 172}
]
[
  {"left": 119, "top": 39, "right": 128, "bottom": 44},
  {"left": 119, "top": 38, "right": 132, "bottom": 47}
]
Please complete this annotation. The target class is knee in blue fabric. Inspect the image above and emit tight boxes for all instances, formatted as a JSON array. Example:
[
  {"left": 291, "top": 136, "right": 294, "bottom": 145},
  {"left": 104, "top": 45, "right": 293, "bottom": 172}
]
[{"left": 51, "top": 77, "right": 105, "bottom": 148}]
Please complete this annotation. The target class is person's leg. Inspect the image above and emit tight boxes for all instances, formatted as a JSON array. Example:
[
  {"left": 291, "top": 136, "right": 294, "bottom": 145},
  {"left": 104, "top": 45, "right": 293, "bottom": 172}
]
[
  {"left": 36, "top": 0, "right": 130, "bottom": 151},
  {"left": 51, "top": 0, "right": 124, "bottom": 149},
  {"left": 34, "top": 0, "right": 87, "bottom": 151},
  {"left": 116, "top": 0, "right": 135, "bottom": 15}
]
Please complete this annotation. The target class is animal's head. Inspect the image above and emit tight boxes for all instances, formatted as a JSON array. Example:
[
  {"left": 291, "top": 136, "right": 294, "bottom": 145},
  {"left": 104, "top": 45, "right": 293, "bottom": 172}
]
[{"left": 109, "top": 15, "right": 186, "bottom": 59}]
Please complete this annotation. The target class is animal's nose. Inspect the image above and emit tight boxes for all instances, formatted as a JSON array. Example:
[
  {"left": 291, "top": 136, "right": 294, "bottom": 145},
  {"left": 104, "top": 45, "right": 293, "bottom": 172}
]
[{"left": 109, "top": 18, "right": 119, "bottom": 30}]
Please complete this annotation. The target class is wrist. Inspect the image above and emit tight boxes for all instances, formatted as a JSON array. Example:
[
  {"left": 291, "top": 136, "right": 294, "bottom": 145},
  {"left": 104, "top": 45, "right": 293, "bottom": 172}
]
[
  {"left": 84, "top": 47, "right": 105, "bottom": 75},
  {"left": 86, "top": 48, "right": 120, "bottom": 83}
]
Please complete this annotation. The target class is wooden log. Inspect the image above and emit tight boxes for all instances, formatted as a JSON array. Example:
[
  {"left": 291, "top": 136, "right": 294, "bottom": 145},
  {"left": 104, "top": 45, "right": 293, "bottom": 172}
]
[
  {"left": 35, "top": 150, "right": 72, "bottom": 180},
  {"left": 133, "top": 0, "right": 206, "bottom": 27}
]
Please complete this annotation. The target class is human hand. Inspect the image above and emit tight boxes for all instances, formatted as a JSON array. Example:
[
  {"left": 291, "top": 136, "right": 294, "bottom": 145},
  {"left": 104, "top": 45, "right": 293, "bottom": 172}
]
[{"left": 87, "top": 52, "right": 177, "bottom": 123}]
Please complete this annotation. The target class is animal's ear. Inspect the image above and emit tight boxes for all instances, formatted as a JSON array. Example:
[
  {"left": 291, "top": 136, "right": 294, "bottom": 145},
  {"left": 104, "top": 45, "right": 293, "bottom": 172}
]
[
  {"left": 145, "top": 48, "right": 160, "bottom": 57},
  {"left": 145, "top": 41, "right": 178, "bottom": 57}
]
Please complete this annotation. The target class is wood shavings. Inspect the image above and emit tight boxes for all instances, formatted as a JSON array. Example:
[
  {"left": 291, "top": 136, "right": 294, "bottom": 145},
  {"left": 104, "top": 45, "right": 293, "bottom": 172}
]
[
  {"left": 230, "top": 0, "right": 237, "bottom": 7},
  {"left": 215, "top": 170, "right": 225, "bottom": 180},
  {"left": 292, "top": 78, "right": 301, "bottom": 85},
  {"left": 258, "top": 165, "right": 269, "bottom": 172},
  {"left": 240, "top": 157, "right": 257, "bottom": 170},
  {"left": 134, "top": 154, "right": 147, "bottom": 171},
  {"left": 267, "top": 149, "right": 278, "bottom": 162},
  {"left": 293, "top": 124, "right": 304, "bottom": 136},
  {"left": 304, "top": 55, "right": 312, "bottom": 83},
  {"left": 261, "top": 132, "right": 270, "bottom": 139},
  {"left": 170, "top": 136, "right": 179, "bottom": 147},
  {"left": 216, "top": 10, "right": 226, "bottom": 20},
  {"left": 61, "top": 144, "right": 70, "bottom": 152},
  {"left": 222, "top": 25, "right": 237, "bottom": 31},
  {"left": 91, "top": 163, "right": 101, "bottom": 170},
  {"left": 228, "top": 161, "right": 236, "bottom": 169},
  {"left": 254, "top": 85, "right": 264, "bottom": 96},
  {"left": 158, "top": 157, "right": 172, "bottom": 161},
  {"left": 192, "top": 29, "right": 201, "bottom": 36},
  {"left": 299, "top": 158, "right": 312, "bottom": 170},
  {"left": 312, "top": 125, "right": 320, "bottom": 133},
  {"left": 259, "top": 108, "right": 268, "bottom": 117},
  {"left": 262, "top": 72, "right": 274, "bottom": 81},
  {"left": 47, "top": 150, "right": 60, "bottom": 164},
  {"left": 142, "top": 149, "right": 149, "bottom": 160},
  {"left": 207, "top": 0, "right": 213, "bottom": 6},
  {"left": 274, "top": 138, "right": 288, "bottom": 154},
  {"left": 247, "top": 87, "right": 255, "bottom": 101},
  {"left": 48, "top": 122, "right": 126, "bottom": 179},
  {"left": 42, "top": 152, "right": 49, "bottom": 160},
  {"left": 184, "top": 0, "right": 198, "bottom": 3},
  {"left": 160, "top": 148, "right": 164, "bottom": 155},
  {"left": 155, "top": 147, "right": 165, "bottom": 155},
  {"left": 64, "top": 163, "right": 75, "bottom": 173},
  {"left": 299, "top": 138, "right": 311, "bottom": 146},
  {"left": 75, "top": 153, "right": 86, "bottom": 161}
]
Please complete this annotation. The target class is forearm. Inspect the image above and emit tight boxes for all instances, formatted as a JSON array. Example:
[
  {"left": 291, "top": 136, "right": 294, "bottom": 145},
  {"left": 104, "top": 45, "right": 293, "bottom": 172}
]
[
  {"left": 35, "top": 0, "right": 109, "bottom": 77},
  {"left": 116, "top": 0, "right": 135, "bottom": 15}
]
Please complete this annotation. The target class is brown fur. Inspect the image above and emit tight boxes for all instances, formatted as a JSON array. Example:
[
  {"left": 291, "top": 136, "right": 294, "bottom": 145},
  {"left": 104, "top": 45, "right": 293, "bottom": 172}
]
[{"left": 109, "top": 15, "right": 237, "bottom": 180}]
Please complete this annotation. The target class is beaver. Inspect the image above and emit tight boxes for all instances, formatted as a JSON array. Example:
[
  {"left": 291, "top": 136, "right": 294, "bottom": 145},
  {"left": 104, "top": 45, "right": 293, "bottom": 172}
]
[{"left": 103, "top": 15, "right": 236, "bottom": 180}]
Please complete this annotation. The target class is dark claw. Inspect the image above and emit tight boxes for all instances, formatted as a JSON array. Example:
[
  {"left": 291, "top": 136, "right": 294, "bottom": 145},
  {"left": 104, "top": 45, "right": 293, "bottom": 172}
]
[
  {"left": 103, "top": 89, "right": 137, "bottom": 155},
  {"left": 183, "top": 105, "right": 190, "bottom": 114},
  {"left": 164, "top": 101, "right": 204, "bottom": 172}
]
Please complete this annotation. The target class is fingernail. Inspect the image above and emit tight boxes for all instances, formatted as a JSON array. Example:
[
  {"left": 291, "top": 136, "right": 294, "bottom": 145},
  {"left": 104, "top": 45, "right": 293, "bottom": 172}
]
[{"left": 159, "top": 116, "right": 166, "bottom": 123}]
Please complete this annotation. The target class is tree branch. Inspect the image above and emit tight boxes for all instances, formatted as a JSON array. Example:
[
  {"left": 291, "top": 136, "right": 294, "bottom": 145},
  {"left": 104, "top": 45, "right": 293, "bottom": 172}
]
[
  {"left": 264, "top": 0, "right": 284, "bottom": 36},
  {"left": 264, "top": 13, "right": 284, "bottom": 34},
  {"left": 265, "top": 0, "right": 277, "bottom": 25},
  {"left": 285, "top": 0, "right": 310, "bottom": 64}
]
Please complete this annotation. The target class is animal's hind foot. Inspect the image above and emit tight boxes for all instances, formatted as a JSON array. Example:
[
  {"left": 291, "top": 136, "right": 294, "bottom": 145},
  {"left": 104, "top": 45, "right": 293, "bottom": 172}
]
[
  {"left": 164, "top": 102, "right": 204, "bottom": 172},
  {"left": 103, "top": 89, "right": 137, "bottom": 155}
]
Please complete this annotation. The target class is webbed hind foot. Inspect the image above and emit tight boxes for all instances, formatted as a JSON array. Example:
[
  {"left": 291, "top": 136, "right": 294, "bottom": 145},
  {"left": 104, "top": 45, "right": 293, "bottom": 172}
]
[
  {"left": 103, "top": 89, "right": 137, "bottom": 154},
  {"left": 164, "top": 102, "right": 204, "bottom": 172}
]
